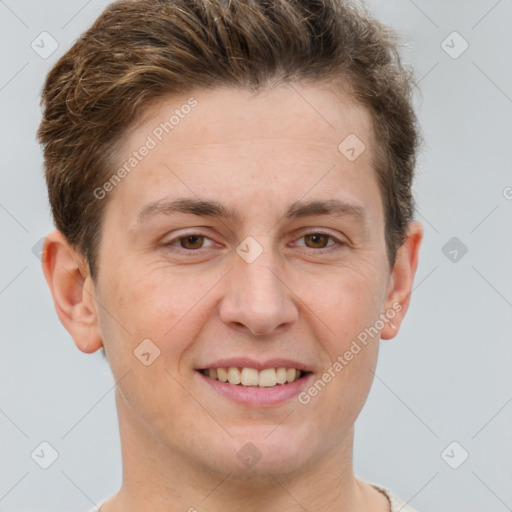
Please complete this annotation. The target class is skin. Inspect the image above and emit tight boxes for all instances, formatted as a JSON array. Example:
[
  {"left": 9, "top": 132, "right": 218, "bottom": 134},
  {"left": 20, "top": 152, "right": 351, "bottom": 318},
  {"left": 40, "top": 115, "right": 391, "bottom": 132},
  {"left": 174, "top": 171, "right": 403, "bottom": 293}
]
[{"left": 42, "top": 83, "right": 422, "bottom": 512}]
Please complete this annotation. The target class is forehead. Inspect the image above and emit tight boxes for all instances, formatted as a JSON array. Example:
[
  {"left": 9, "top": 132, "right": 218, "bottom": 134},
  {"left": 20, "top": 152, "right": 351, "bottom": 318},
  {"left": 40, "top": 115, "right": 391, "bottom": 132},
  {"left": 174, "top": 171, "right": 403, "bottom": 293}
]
[
  {"left": 107, "top": 83, "right": 381, "bottom": 226},
  {"left": 118, "top": 82, "right": 374, "bottom": 157}
]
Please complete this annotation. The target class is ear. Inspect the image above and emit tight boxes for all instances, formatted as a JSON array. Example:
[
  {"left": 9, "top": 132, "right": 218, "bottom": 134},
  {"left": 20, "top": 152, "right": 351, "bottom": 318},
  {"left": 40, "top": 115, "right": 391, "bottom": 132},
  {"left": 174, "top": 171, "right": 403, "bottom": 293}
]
[
  {"left": 41, "top": 230, "right": 103, "bottom": 353},
  {"left": 380, "top": 220, "right": 423, "bottom": 340}
]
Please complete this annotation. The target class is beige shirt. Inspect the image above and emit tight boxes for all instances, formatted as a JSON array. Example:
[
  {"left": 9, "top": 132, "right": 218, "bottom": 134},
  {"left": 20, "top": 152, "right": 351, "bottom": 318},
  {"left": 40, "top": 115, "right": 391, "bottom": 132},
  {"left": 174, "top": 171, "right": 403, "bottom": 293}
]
[
  {"left": 371, "top": 483, "right": 419, "bottom": 511},
  {"left": 88, "top": 484, "right": 419, "bottom": 512}
]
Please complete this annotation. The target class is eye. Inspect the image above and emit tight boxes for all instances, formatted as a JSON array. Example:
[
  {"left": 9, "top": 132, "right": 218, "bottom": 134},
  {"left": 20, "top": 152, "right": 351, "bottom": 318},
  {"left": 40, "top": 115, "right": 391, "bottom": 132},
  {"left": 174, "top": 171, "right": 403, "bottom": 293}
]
[
  {"left": 163, "top": 230, "right": 346, "bottom": 255},
  {"left": 294, "top": 232, "right": 345, "bottom": 252},
  {"left": 166, "top": 233, "right": 215, "bottom": 251}
]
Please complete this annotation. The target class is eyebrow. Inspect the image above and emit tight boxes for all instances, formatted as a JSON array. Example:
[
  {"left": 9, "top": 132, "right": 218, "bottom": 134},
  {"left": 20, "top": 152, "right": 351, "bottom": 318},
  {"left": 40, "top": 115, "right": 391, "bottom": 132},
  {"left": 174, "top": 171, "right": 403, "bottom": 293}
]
[{"left": 135, "top": 197, "right": 367, "bottom": 225}]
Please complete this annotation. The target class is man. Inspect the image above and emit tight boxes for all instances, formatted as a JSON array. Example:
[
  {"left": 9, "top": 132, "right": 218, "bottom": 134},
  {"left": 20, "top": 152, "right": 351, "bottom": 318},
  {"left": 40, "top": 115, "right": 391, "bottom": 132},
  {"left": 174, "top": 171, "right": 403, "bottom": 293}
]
[{"left": 38, "top": 0, "right": 423, "bottom": 510}]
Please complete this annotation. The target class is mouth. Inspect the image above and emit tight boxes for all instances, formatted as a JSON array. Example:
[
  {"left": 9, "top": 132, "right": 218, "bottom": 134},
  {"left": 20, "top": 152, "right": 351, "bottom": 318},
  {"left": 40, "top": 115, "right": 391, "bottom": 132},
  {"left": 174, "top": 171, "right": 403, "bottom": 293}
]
[
  {"left": 198, "top": 366, "right": 310, "bottom": 388},
  {"left": 195, "top": 358, "right": 314, "bottom": 406}
]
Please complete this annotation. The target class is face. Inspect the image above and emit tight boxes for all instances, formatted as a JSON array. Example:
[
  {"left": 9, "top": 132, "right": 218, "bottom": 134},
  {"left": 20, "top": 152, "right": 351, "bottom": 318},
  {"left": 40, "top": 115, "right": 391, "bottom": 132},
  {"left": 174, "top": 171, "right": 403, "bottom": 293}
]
[{"left": 68, "top": 84, "right": 411, "bottom": 478}]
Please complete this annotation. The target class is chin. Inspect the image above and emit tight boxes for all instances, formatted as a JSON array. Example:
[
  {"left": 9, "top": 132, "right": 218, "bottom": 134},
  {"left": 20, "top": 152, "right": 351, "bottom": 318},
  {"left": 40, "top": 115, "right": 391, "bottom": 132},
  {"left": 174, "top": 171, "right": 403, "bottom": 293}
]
[{"left": 205, "top": 422, "right": 320, "bottom": 478}]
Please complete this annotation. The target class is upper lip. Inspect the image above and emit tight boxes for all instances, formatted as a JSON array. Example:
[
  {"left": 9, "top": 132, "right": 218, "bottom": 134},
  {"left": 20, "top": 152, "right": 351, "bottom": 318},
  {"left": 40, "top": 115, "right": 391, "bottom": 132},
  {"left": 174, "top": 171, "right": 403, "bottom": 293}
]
[{"left": 197, "top": 358, "right": 312, "bottom": 372}]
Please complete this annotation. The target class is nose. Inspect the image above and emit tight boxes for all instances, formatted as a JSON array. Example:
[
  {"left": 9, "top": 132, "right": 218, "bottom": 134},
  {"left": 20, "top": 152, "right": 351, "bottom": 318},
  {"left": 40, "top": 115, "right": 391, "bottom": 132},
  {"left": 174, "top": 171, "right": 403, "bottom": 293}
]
[{"left": 219, "top": 243, "right": 299, "bottom": 337}]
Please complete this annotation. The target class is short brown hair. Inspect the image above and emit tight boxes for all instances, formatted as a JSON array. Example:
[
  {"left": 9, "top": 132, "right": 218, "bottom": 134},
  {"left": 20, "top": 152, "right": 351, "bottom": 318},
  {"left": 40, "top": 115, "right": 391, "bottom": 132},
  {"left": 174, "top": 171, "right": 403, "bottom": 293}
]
[{"left": 37, "top": 0, "right": 420, "bottom": 279}]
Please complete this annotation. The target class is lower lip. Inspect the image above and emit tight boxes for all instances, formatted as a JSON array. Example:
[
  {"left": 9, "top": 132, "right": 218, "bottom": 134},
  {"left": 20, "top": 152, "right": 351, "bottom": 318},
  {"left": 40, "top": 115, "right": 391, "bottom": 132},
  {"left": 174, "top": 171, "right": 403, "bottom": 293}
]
[{"left": 197, "top": 371, "right": 314, "bottom": 406}]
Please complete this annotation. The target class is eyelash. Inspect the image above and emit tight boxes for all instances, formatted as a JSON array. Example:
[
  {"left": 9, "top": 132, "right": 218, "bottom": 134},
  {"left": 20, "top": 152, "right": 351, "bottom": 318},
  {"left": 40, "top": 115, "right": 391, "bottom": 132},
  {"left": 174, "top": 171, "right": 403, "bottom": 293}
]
[{"left": 164, "top": 231, "right": 346, "bottom": 255}]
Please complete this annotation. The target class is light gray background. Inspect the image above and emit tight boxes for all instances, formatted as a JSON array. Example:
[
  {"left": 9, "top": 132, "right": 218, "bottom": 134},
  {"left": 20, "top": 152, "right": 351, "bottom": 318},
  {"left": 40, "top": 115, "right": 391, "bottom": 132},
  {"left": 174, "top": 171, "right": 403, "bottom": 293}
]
[{"left": 1, "top": 1, "right": 511, "bottom": 511}]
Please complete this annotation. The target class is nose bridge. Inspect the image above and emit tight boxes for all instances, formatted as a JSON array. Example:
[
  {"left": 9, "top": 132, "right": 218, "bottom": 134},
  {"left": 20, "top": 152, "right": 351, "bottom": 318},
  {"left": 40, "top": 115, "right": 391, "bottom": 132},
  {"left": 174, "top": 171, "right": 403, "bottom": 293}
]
[
  {"left": 219, "top": 235, "right": 298, "bottom": 335},
  {"left": 240, "top": 247, "right": 283, "bottom": 304}
]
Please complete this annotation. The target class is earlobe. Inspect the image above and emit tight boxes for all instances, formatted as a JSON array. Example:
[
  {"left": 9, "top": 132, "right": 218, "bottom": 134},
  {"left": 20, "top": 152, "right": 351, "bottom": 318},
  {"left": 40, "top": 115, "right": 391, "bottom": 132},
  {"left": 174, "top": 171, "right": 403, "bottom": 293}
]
[
  {"left": 41, "top": 230, "right": 103, "bottom": 353},
  {"left": 380, "top": 220, "right": 423, "bottom": 340}
]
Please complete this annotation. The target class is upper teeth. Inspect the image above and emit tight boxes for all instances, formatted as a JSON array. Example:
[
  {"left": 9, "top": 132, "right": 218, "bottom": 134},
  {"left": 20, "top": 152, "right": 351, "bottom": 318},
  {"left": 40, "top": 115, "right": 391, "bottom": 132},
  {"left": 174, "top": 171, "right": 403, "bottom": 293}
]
[{"left": 204, "top": 367, "right": 302, "bottom": 387}]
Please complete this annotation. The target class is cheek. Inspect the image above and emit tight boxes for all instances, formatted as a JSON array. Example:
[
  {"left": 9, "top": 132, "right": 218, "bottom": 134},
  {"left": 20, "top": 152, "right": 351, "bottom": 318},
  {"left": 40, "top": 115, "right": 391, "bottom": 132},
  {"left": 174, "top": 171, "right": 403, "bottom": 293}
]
[
  {"left": 311, "top": 268, "right": 387, "bottom": 350},
  {"left": 304, "top": 273, "right": 385, "bottom": 407},
  {"left": 302, "top": 307, "right": 381, "bottom": 435},
  {"left": 325, "top": 347, "right": 378, "bottom": 435},
  {"left": 95, "top": 267, "right": 197, "bottom": 432},
  {"left": 96, "top": 263, "right": 221, "bottom": 367},
  {"left": 309, "top": 266, "right": 387, "bottom": 419}
]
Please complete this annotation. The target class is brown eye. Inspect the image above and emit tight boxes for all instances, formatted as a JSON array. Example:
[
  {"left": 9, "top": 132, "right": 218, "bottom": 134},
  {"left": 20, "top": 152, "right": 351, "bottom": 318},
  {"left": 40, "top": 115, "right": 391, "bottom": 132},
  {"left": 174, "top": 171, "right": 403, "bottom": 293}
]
[
  {"left": 164, "top": 232, "right": 216, "bottom": 254},
  {"left": 304, "top": 233, "right": 331, "bottom": 249},
  {"left": 179, "top": 235, "right": 205, "bottom": 250}
]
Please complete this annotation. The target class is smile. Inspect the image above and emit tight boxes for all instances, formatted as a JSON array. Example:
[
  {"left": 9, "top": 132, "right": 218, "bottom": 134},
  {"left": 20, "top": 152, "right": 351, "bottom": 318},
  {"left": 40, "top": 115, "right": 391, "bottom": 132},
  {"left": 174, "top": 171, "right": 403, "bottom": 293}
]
[{"left": 199, "top": 367, "right": 307, "bottom": 388}]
